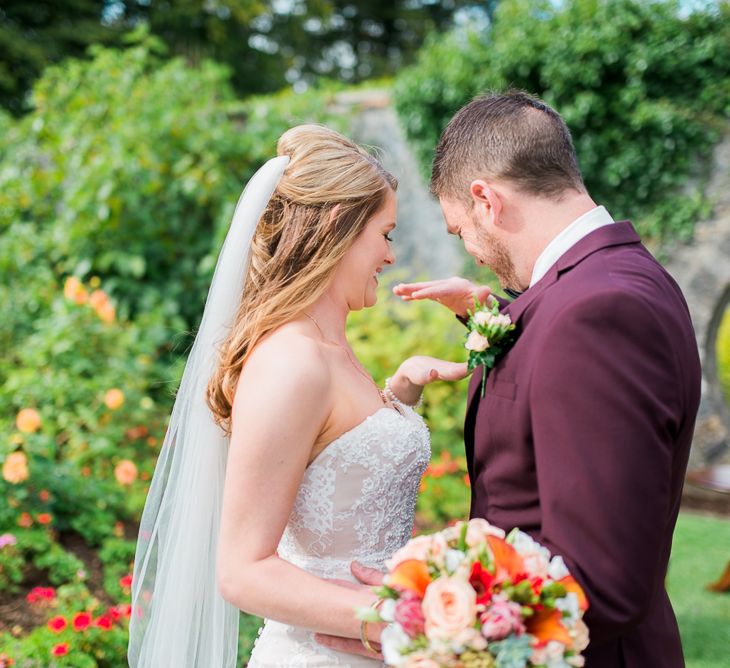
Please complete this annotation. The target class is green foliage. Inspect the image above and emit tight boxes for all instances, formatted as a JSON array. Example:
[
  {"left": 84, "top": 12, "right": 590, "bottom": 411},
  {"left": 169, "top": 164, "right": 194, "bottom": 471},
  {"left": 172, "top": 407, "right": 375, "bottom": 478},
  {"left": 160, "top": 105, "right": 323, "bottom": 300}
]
[
  {"left": 395, "top": 0, "right": 730, "bottom": 243},
  {"left": 668, "top": 513, "right": 730, "bottom": 668},
  {"left": 0, "top": 540, "right": 24, "bottom": 595},
  {"left": 0, "top": 584, "right": 132, "bottom": 667}
]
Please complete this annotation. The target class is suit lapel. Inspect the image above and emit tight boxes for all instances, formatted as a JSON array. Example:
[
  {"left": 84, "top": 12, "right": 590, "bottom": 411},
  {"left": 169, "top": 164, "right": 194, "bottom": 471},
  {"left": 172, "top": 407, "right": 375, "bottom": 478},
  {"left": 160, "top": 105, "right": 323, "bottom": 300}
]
[{"left": 464, "top": 221, "right": 641, "bottom": 412}]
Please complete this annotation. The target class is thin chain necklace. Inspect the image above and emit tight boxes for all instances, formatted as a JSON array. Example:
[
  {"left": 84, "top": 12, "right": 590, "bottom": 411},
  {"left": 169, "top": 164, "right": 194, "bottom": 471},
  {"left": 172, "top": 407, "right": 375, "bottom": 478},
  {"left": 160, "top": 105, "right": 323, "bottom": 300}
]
[{"left": 303, "top": 312, "right": 387, "bottom": 405}]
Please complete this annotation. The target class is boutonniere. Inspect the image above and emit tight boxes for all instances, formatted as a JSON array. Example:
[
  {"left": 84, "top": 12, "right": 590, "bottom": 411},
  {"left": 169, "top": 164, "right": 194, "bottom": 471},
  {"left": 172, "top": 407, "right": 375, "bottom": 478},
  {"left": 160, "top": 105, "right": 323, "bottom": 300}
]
[{"left": 465, "top": 298, "right": 517, "bottom": 397}]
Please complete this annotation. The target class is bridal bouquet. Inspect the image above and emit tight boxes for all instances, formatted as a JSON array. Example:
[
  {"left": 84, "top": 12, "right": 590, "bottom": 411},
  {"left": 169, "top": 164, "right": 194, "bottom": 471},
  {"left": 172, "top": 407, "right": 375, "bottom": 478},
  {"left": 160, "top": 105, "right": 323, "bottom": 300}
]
[
  {"left": 464, "top": 299, "right": 516, "bottom": 397},
  {"left": 360, "top": 519, "right": 589, "bottom": 668}
]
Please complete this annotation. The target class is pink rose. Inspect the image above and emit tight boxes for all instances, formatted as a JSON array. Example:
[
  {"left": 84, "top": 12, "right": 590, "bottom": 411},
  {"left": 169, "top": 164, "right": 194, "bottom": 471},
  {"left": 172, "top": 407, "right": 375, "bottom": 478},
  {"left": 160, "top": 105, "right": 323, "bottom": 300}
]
[
  {"left": 480, "top": 596, "right": 526, "bottom": 641},
  {"left": 422, "top": 577, "right": 477, "bottom": 640},
  {"left": 395, "top": 591, "right": 426, "bottom": 638}
]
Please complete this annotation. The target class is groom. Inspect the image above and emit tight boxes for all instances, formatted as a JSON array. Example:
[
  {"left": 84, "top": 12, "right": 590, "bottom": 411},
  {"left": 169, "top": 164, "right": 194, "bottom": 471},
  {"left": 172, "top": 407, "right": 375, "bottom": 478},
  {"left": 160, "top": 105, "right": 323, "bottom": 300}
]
[{"left": 319, "top": 91, "right": 701, "bottom": 666}]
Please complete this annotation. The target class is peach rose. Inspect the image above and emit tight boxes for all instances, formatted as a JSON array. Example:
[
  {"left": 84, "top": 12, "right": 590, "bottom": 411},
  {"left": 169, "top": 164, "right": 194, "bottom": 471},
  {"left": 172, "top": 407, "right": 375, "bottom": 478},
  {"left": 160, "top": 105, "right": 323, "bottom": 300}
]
[
  {"left": 114, "top": 460, "right": 138, "bottom": 485},
  {"left": 465, "top": 518, "right": 505, "bottom": 547},
  {"left": 89, "top": 289, "right": 108, "bottom": 310},
  {"left": 63, "top": 276, "right": 82, "bottom": 301},
  {"left": 3, "top": 452, "right": 29, "bottom": 484},
  {"left": 386, "top": 535, "right": 433, "bottom": 570},
  {"left": 104, "top": 389, "right": 125, "bottom": 410},
  {"left": 422, "top": 576, "right": 477, "bottom": 640},
  {"left": 16, "top": 408, "right": 41, "bottom": 433},
  {"left": 97, "top": 302, "right": 116, "bottom": 323}
]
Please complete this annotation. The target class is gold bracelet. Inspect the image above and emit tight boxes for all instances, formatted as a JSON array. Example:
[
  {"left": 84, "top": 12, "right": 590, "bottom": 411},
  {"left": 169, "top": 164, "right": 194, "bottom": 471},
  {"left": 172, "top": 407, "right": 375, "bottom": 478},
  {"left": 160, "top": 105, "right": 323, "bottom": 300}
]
[
  {"left": 359, "top": 599, "right": 384, "bottom": 654},
  {"left": 359, "top": 619, "right": 377, "bottom": 654}
]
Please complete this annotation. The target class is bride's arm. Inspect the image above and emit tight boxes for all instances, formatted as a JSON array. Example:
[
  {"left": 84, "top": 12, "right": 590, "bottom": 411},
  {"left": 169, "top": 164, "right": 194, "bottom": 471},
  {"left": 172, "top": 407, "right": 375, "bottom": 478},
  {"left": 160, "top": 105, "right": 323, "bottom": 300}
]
[{"left": 216, "top": 334, "right": 378, "bottom": 642}]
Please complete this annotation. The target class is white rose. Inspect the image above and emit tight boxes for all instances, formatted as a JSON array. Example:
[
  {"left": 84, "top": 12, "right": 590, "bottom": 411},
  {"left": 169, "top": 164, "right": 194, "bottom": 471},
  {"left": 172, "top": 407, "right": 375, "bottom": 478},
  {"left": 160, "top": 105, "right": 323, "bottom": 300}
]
[
  {"left": 465, "top": 331, "right": 490, "bottom": 352},
  {"left": 473, "top": 311, "right": 491, "bottom": 326},
  {"left": 444, "top": 549, "right": 466, "bottom": 574},
  {"left": 548, "top": 555, "right": 570, "bottom": 581},
  {"left": 380, "top": 623, "right": 412, "bottom": 665}
]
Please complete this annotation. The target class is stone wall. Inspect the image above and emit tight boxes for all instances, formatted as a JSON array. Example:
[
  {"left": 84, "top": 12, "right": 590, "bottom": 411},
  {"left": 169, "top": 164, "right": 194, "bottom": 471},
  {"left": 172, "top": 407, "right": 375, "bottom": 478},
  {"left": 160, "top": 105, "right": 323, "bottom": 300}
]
[{"left": 664, "top": 136, "right": 730, "bottom": 472}]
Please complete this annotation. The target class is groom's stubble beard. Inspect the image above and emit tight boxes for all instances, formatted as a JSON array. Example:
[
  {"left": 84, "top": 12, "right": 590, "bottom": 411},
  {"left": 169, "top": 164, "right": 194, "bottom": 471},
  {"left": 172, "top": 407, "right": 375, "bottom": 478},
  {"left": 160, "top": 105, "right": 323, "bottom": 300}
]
[{"left": 472, "top": 212, "right": 521, "bottom": 290}]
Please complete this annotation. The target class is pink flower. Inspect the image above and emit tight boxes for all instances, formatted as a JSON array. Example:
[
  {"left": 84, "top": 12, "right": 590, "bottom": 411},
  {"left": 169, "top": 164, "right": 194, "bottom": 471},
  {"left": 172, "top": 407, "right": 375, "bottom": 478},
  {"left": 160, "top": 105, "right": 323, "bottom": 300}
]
[
  {"left": 0, "top": 533, "right": 17, "bottom": 549},
  {"left": 422, "top": 577, "right": 477, "bottom": 640},
  {"left": 480, "top": 595, "right": 526, "bottom": 641},
  {"left": 47, "top": 616, "right": 67, "bottom": 633},
  {"left": 72, "top": 612, "right": 92, "bottom": 631},
  {"left": 51, "top": 642, "right": 69, "bottom": 657},
  {"left": 394, "top": 591, "right": 426, "bottom": 638}
]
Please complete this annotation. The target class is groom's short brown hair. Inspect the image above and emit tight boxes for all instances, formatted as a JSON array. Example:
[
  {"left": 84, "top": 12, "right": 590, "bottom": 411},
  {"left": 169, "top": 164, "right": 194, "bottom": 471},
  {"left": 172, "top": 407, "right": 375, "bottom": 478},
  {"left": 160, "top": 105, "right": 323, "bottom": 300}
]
[{"left": 430, "top": 90, "right": 585, "bottom": 202}]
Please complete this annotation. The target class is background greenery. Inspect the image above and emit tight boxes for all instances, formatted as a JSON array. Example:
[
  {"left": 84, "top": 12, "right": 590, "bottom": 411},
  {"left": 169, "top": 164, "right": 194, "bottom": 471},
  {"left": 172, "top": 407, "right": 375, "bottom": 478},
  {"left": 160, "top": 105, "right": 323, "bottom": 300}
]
[
  {"left": 1, "top": 0, "right": 729, "bottom": 665},
  {"left": 395, "top": 0, "right": 730, "bottom": 244}
]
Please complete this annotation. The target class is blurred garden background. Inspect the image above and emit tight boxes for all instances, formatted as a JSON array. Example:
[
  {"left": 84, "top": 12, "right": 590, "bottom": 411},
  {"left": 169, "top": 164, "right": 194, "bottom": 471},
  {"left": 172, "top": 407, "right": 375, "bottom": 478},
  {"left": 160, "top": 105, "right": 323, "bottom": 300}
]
[{"left": 1, "top": 0, "right": 730, "bottom": 665}]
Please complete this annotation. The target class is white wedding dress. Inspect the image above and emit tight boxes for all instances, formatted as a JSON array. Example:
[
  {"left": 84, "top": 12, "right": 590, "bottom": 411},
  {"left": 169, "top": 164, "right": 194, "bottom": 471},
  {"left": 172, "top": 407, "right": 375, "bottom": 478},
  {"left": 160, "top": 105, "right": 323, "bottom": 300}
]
[{"left": 248, "top": 404, "right": 431, "bottom": 667}]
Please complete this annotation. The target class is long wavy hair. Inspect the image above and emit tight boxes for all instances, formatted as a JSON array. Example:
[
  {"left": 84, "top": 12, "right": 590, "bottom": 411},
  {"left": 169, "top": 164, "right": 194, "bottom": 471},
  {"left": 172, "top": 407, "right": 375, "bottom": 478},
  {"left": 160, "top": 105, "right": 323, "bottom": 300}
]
[{"left": 206, "top": 124, "right": 397, "bottom": 433}]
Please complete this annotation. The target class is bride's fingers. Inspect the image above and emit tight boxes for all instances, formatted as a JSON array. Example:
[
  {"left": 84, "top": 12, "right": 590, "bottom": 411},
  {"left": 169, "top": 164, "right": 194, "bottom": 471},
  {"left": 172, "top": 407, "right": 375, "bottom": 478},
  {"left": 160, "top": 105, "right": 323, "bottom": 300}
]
[{"left": 351, "top": 560, "right": 385, "bottom": 586}]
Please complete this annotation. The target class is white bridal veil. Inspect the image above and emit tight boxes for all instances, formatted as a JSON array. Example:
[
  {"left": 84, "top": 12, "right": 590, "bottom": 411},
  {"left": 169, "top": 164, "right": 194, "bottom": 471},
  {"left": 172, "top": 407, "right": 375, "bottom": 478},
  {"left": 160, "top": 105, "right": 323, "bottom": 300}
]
[{"left": 128, "top": 156, "right": 290, "bottom": 667}]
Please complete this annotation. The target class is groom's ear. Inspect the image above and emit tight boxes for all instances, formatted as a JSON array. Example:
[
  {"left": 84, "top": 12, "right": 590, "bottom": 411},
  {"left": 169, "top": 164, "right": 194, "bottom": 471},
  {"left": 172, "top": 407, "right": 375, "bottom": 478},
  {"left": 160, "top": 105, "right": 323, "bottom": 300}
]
[{"left": 469, "top": 179, "right": 502, "bottom": 225}]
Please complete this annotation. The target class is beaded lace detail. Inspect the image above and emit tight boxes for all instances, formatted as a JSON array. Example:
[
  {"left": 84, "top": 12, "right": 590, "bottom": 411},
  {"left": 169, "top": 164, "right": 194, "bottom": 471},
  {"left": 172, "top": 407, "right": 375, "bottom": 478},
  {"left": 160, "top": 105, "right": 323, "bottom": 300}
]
[{"left": 248, "top": 405, "right": 430, "bottom": 667}]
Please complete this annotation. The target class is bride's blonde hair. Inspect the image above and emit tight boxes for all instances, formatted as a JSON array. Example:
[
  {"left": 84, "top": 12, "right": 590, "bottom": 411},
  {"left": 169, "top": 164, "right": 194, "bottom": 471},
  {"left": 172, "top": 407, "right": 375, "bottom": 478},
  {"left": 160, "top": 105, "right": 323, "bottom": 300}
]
[{"left": 206, "top": 124, "right": 397, "bottom": 433}]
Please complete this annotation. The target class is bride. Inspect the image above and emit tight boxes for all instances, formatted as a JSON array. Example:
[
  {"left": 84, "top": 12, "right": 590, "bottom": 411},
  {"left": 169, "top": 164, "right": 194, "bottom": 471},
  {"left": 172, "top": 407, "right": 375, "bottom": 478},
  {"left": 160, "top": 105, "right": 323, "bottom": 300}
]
[{"left": 128, "top": 124, "right": 468, "bottom": 666}]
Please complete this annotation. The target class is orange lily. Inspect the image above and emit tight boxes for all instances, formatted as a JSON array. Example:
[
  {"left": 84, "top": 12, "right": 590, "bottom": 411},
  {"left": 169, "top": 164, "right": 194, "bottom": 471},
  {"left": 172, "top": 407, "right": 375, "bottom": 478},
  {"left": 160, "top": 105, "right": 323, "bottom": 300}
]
[
  {"left": 389, "top": 559, "right": 432, "bottom": 598},
  {"left": 486, "top": 535, "right": 526, "bottom": 583},
  {"left": 559, "top": 575, "right": 589, "bottom": 611},
  {"left": 526, "top": 608, "right": 573, "bottom": 647}
]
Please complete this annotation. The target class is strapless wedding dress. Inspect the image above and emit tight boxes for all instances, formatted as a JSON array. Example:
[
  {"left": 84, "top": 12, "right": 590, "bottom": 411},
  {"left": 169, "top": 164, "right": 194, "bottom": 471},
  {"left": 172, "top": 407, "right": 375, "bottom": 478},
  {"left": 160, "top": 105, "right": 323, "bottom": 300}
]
[{"left": 247, "top": 404, "right": 430, "bottom": 667}]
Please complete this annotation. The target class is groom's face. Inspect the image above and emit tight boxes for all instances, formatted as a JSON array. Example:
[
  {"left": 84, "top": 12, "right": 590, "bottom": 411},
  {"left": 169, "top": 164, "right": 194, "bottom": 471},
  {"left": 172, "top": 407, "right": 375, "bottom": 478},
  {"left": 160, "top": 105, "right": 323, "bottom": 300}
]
[{"left": 439, "top": 196, "right": 519, "bottom": 289}]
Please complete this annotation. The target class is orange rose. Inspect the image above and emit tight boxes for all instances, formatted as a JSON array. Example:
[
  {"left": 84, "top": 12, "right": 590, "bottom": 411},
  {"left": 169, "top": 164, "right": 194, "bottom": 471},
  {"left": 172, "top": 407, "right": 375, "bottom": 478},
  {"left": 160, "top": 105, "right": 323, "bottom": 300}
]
[
  {"left": 16, "top": 408, "right": 41, "bottom": 433},
  {"left": 104, "top": 389, "right": 125, "bottom": 410},
  {"left": 36, "top": 513, "right": 53, "bottom": 525},
  {"left": 97, "top": 302, "right": 116, "bottom": 323},
  {"left": 422, "top": 577, "right": 477, "bottom": 641},
  {"left": 63, "top": 276, "right": 82, "bottom": 300},
  {"left": 3, "top": 452, "right": 29, "bottom": 484},
  {"left": 88, "top": 289, "right": 108, "bottom": 309},
  {"left": 114, "top": 460, "right": 138, "bottom": 485},
  {"left": 17, "top": 512, "right": 33, "bottom": 528}
]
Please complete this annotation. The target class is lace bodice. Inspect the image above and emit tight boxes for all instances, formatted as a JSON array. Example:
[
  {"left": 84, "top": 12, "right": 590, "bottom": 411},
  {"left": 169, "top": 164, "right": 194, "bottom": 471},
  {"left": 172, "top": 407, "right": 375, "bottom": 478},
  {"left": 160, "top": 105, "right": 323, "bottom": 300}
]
[
  {"left": 248, "top": 404, "right": 430, "bottom": 667},
  {"left": 277, "top": 405, "right": 431, "bottom": 578}
]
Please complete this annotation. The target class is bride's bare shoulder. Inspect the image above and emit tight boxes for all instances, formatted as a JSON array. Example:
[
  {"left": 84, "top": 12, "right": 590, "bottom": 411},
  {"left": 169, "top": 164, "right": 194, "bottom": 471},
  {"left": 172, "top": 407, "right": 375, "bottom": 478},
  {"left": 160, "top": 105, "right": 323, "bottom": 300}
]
[{"left": 240, "top": 321, "right": 330, "bottom": 390}]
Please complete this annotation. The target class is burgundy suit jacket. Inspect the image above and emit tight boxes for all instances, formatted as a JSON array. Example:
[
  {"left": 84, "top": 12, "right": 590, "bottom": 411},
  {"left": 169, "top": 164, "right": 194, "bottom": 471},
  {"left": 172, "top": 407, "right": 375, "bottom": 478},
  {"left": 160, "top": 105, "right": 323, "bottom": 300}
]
[{"left": 465, "top": 222, "right": 701, "bottom": 667}]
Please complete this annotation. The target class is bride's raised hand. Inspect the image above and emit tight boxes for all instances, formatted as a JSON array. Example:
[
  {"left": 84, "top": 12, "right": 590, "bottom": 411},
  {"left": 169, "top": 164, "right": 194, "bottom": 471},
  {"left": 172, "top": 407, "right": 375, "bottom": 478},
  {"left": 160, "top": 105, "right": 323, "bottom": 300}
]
[
  {"left": 393, "top": 276, "right": 494, "bottom": 318},
  {"left": 389, "top": 356, "right": 470, "bottom": 406}
]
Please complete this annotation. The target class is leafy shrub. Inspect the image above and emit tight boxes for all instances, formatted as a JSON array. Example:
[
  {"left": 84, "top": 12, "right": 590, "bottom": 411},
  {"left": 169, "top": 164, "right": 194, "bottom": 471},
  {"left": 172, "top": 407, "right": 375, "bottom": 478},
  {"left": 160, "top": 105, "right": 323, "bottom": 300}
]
[{"left": 395, "top": 0, "right": 730, "bottom": 243}]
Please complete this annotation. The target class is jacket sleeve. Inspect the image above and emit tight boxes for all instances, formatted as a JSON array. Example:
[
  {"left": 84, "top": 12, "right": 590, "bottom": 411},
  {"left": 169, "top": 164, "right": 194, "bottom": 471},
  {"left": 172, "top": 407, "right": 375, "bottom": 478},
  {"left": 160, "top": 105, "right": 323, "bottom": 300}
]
[{"left": 528, "top": 290, "right": 682, "bottom": 647}]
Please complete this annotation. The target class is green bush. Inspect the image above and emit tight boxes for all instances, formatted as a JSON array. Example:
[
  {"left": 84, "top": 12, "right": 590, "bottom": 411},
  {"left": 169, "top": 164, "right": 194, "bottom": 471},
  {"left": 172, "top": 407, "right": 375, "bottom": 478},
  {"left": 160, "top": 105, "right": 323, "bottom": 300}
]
[
  {"left": 395, "top": 0, "right": 730, "bottom": 243},
  {"left": 0, "top": 38, "right": 342, "bottom": 335}
]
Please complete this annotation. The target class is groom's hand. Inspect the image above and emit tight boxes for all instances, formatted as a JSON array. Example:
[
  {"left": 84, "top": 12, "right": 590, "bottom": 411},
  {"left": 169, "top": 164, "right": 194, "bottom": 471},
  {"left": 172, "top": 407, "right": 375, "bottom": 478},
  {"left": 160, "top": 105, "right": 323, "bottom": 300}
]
[{"left": 393, "top": 277, "right": 494, "bottom": 318}]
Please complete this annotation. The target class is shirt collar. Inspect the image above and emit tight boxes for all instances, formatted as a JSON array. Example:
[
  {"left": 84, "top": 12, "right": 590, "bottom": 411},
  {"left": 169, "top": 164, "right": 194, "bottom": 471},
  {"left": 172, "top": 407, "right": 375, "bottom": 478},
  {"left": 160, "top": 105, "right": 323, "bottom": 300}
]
[{"left": 529, "top": 205, "right": 615, "bottom": 288}]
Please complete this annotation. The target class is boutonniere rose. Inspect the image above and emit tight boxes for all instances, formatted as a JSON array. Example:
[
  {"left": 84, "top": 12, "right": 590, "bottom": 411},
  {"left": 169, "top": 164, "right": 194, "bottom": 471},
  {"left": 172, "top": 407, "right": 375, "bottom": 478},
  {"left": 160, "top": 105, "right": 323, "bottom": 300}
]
[{"left": 465, "top": 298, "right": 517, "bottom": 397}]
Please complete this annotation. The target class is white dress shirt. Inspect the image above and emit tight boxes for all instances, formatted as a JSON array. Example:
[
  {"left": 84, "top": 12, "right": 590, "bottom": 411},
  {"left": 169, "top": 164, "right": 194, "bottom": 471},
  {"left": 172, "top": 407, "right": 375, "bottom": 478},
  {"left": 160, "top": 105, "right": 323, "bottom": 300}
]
[{"left": 529, "top": 205, "right": 615, "bottom": 288}]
